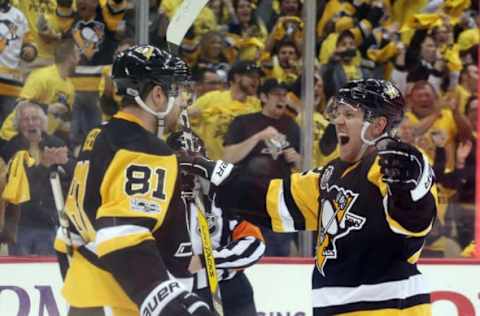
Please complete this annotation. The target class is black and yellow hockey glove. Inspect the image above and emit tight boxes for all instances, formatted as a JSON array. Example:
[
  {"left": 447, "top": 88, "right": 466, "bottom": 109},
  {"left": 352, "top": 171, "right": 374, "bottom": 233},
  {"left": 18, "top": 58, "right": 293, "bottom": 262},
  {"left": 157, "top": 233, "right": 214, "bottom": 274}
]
[
  {"left": 377, "top": 137, "right": 434, "bottom": 201},
  {"left": 177, "top": 150, "right": 234, "bottom": 186}
]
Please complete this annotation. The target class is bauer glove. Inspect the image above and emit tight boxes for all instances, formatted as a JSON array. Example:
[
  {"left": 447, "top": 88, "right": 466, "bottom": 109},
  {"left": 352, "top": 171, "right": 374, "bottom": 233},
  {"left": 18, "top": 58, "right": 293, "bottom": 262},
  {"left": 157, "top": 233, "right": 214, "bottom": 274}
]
[
  {"left": 177, "top": 150, "right": 234, "bottom": 186},
  {"left": 141, "top": 280, "right": 213, "bottom": 316},
  {"left": 376, "top": 137, "right": 434, "bottom": 201}
]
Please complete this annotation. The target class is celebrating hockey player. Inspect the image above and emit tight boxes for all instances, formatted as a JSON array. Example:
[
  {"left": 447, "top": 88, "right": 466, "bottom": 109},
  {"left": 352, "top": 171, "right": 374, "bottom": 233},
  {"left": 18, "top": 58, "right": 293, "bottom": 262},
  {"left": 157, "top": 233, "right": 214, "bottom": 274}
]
[
  {"left": 179, "top": 78, "right": 437, "bottom": 316},
  {"left": 54, "top": 45, "right": 213, "bottom": 316}
]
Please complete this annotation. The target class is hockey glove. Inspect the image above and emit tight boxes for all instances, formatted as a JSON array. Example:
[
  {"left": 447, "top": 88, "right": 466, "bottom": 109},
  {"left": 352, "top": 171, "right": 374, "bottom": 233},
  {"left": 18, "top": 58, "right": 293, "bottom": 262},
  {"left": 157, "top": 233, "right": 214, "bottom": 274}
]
[
  {"left": 377, "top": 137, "right": 434, "bottom": 201},
  {"left": 141, "top": 280, "right": 213, "bottom": 316},
  {"left": 177, "top": 150, "right": 234, "bottom": 186}
]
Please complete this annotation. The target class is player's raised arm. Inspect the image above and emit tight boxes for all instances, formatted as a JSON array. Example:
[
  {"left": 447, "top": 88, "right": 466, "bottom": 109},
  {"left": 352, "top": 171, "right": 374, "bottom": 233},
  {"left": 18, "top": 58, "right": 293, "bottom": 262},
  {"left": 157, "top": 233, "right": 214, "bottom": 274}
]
[{"left": 178, "top": 152, "right": 321, "bottom": 232}]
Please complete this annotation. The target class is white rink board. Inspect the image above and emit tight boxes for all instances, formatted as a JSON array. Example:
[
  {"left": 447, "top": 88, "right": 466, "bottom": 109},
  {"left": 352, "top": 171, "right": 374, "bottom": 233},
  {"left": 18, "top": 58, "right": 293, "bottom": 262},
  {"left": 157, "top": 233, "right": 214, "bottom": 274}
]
[
  {"left": 0, "top": 262, "right": 68, "bottom": 316},
  {"left": 0, "top": 259, "right": 479, "bottom": 316},
  {"left": 247, "top": 262, "right": 480, "bottom": 316}
]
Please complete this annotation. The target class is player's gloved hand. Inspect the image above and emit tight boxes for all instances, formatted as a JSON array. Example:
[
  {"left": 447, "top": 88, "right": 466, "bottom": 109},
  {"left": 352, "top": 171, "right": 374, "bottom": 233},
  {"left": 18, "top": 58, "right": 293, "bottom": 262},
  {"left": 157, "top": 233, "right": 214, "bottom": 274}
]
[
  {"left": 141, "top": 280, "right": 213, "bottom": 316},
  {"left": 376, "top": 137, "right": 434, "bottom": 201},
  {"left": 177, "top": 150, "right": 234, "bottom": 186}
]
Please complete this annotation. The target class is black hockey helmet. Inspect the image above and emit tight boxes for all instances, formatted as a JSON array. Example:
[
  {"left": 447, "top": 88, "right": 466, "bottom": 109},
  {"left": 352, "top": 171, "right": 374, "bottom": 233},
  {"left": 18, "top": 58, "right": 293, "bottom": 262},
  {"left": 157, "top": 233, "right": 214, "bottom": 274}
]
[
  {"left": 0, "top": 0, "right": 9, "bottom": 12},
  {"left": 330, "top": 79, "right": 405, "bottom": 132},
  {"left": 112, "top": 45, "right": 191, "bottom": 99}
]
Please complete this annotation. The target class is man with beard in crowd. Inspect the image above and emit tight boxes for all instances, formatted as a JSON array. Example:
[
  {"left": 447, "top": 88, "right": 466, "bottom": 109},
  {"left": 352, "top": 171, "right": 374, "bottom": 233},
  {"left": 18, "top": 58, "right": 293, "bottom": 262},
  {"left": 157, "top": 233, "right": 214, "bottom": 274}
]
[{"left": 189, "top": 60, "right": 261, "bottom": 160}]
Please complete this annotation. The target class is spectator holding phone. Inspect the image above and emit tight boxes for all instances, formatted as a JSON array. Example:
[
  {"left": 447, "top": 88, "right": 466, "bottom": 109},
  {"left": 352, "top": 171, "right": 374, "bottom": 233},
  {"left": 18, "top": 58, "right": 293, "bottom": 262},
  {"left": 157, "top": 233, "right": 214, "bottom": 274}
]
[{"left": 223, "top": 78, "right": 300, "bottom": 256}]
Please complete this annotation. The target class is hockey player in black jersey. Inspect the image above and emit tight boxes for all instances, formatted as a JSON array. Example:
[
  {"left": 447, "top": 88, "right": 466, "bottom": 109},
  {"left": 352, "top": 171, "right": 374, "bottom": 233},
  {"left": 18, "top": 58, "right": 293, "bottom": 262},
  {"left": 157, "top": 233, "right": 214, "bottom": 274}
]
[
  {"left": 54, "top": 45, "right": 213, "bottom": 316},
  {"left": 179, "top": 79, "right": 437, "bottom": 316}
]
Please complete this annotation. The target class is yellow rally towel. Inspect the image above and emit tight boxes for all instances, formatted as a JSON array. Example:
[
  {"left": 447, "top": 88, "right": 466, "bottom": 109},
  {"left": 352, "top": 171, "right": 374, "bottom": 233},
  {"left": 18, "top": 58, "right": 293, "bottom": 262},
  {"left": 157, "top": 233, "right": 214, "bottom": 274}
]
[{"left": 2, "top": 151, "right": 36, "bottom": 205}]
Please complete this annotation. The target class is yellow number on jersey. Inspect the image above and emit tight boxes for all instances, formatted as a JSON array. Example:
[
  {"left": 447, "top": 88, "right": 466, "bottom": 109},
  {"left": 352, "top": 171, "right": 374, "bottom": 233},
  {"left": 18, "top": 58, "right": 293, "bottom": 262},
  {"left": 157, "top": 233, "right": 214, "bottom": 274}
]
[{"left": 65, "top": 161, "right": 96, "bottom": 242}]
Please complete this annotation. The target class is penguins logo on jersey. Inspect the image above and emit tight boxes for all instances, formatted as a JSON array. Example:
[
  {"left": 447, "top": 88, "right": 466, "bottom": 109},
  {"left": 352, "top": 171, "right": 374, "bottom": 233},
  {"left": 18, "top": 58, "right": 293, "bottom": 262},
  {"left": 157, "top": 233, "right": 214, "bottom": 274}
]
[
  {"left": 135, "top": 45, "right": 155, "bottom": 60},
  {"left": 316, "top": 184, "right": 365, "bottom": 276},
  {"left": 320, "top": 165, "right": 334, "bottom": 190},
  {"left": 261, "top": 133, "right": 290, "bottom": 160},
  {"left": 0, "top": 19, "right": 18, "bottom": 53},
  {"left": 73, "top": 20, "right": 105, "bottom": 61}
]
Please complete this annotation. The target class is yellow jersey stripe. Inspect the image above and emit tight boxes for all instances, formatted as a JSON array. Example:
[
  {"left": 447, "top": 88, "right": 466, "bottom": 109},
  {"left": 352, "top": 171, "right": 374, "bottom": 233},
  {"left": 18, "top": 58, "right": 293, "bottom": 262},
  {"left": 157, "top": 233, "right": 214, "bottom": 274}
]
[
  {"left": 290, "top": 172, "right": 320, "bottom": 230},
  {"left": 266, "top": 179, "right": 286, "bottom": 232},
  {"left": 407, "top": 245, "right": 424, "bottom": 264},
  {"left": 95, "top": 225, "right": 153, "bottom": 256},
  {"left": 383, "top": 196, "right": 433, "bottom": 237},
  {"left": 114, "top": 111, "right": 145, "bottom": 127}
]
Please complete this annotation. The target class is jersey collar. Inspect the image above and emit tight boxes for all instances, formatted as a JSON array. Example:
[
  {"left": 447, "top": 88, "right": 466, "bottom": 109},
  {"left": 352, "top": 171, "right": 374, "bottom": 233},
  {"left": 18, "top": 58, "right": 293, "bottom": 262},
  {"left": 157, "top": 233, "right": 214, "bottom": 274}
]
[{"left": 114, "top": 111, "right": 145, "bottom": 127}]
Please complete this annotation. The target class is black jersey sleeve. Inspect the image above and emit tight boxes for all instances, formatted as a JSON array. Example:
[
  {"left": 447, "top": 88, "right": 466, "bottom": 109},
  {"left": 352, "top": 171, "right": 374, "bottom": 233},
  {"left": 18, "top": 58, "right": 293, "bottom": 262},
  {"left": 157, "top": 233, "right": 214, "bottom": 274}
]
[{"left": 216, "top": 168, "right": 322, "bottom": 232}]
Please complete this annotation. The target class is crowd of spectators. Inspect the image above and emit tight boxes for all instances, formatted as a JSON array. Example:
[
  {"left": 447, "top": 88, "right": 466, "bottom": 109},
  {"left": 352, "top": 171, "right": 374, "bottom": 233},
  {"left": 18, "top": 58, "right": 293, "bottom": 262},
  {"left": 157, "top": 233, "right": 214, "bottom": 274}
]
[{"left": 0, "top": 0, "right": 478, "bottom": 258}]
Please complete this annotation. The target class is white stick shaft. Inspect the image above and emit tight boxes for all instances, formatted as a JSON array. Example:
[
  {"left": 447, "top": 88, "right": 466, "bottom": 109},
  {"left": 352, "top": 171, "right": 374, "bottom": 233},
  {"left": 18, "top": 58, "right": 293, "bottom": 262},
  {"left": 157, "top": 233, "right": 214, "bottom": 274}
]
[{"left": 166, "top": 0, "right": 209, "bottom": 46}]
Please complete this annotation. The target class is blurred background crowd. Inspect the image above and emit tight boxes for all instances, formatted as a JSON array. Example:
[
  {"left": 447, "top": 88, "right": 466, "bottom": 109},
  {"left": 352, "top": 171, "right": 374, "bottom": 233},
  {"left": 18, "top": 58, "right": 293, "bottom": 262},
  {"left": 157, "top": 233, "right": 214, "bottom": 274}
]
[{"left": 0, "top": 0, "right": 478, "bottom": 259}]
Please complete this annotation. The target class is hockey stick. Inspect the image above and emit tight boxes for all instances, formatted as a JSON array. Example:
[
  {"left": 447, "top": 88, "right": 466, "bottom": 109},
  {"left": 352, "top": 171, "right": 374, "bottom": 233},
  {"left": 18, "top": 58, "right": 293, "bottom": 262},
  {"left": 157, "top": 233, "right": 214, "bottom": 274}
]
[
  {"left": 166, "top": 0, "right": 209, "bottom": 52},
  {"left": 49, "top": 166, "right": 73, "bottom": 258},
  {"left": 179, "top": 106, "right": 224, "bottom": 316},
  {"left": 165, "top": 1, "right": 224, "bottom": 315}
]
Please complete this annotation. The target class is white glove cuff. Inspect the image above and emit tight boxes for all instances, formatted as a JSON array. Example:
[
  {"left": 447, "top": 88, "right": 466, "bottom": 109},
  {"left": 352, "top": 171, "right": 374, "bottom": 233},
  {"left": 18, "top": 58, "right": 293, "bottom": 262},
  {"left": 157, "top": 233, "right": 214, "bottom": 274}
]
[
  {"left": 410, "top": 154, "right": 434, "bottom": 202},
  {"left": 211, "top": 161, "right": 234, "bottom": 186},
  {"left": 140, "top": 280, "right": 186, "bottom": 316}
]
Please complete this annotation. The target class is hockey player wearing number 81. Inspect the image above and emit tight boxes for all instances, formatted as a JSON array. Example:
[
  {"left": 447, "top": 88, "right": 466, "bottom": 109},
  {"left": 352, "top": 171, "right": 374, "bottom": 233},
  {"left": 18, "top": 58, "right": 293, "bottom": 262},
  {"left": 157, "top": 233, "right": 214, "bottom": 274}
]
[
  {"left": 54, "top": 45, "right": 213, "bottom": 316},
  {"left": 179, "top": 79, "right": 438, "bottom": 316}
]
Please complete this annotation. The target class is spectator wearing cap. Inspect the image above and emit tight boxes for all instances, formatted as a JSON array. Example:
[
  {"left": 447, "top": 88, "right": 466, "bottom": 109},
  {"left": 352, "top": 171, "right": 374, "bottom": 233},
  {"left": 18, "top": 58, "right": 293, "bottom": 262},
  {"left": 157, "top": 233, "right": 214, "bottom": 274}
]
[
  {"left": 223, "top": 78, "right": 301, "bottom": 256},
  {"left": 189, "top": 60, "right": 261, "bottom": 160},
  {"left": 191, "top": 66, "right": 226, "bottom": 98}
]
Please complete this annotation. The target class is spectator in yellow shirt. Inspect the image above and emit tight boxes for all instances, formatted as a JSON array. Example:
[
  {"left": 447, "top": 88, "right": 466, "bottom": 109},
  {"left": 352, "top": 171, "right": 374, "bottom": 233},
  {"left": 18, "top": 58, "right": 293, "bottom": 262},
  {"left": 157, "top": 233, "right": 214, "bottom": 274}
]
[
  {"left": 262, "top": 40, "right": 301, "bottom": 86},
  {"left": 0, "top": 39, "right": 79, "bottom": 143},
  {"left": 12, "top": 0, "right": 57, "bottom": 68},
  {"left": 189, "top": 60, "right": 261, "bottom": 160}
]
